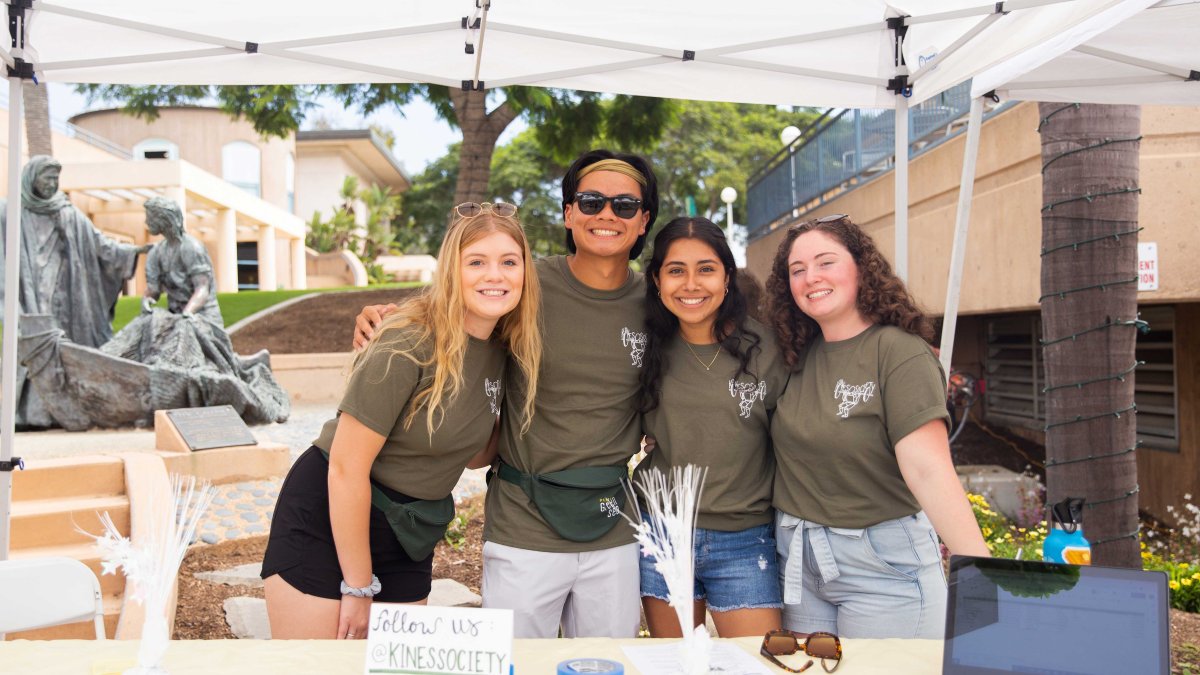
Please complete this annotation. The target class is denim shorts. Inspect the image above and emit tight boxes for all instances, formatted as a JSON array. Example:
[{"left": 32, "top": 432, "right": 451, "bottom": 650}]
[{"left": 639, "top": 520, "right": 782, "bottom": 613}]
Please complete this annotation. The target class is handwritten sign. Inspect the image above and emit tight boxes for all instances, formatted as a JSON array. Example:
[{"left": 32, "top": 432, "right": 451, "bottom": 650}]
[
  {"left": 1138, "top": 242, "right": 1159, "bottom": 291},
  {"left": 364, "top": 604, "right": 513, "bottom": 675},
  {"left": 164, "top": 406, "right": 256, "bottom": 450}
]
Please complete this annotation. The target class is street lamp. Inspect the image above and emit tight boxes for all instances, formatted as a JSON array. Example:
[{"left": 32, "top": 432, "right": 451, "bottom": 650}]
[
  {"left": 720, "top": 186, "right": 737, "bottom": 230},
  {"left": 780, "top": 125, "right": 801, "bottom": 148}
]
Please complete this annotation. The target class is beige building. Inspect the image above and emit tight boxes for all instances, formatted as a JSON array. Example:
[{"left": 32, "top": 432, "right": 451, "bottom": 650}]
[
  {"left": 66, "top": 107, "right": 306, "bottom": 292},
  {"left": 744, "top": 102, "right": 1200, "bottom": 519},
  {"left": 295, "top": 129, "right": 410, "bottom": 226}
]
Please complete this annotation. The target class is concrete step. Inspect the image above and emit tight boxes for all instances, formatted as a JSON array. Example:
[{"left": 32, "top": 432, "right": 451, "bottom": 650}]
[
  {"left": 3, "top": 593, "right": 121, "bottom": 640},
  {"left": 10, "top": 495, "right": 130, "bottom": 548},
  {"left": 11, "top": 455, "right": 126, "bottom": 501},
  {"left": 9, "top": 543, "right": 126, "bottom": 598}
]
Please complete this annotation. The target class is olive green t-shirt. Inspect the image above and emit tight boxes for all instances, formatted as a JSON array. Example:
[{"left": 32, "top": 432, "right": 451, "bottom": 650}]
[
  {"left": 771, "top": 324, "right": 949, "bottom": 528},
  {"left": 313, "top": 327, "right": 505, "bottom": 500},
  {"left": 636, "top": 319, "right": 788, "bottom": 531},
  {"left": 484, "top": 255, "right": 644, "bottom": 552}
]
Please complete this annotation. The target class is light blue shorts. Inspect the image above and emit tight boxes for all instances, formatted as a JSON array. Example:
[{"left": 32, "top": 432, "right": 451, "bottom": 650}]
[
  {"left": 776, "top": 510, "right": 947, "bottom": 639},
  {"left": 640, "top": 520, "right": 783, "bottom": 613}
]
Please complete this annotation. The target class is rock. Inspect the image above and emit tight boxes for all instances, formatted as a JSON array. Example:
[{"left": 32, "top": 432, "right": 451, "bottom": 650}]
[
  {"left": 196, "top": 562, "right": 264, "bottom": 588},
  {"left": 428, "top": 578, "right": 481, "bottom": 607},
  {"left": 224, "top": 596, "right": 271, "bottom": 639}
]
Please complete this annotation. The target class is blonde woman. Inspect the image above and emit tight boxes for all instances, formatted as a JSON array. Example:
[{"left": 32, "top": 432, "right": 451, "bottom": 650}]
[{"left": 262, "top": 203, "right": 541, "bottom": 639}]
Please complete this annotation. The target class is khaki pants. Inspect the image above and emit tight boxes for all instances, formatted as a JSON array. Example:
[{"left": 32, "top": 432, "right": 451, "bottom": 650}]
[{"left": 481, "top": 541, "right": 641, "bottom": 638}]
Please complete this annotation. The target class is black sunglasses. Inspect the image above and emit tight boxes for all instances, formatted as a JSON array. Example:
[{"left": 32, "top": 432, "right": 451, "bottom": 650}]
[
  {"left": 573, "top": 191, "right": 644, "bottom": 220},
  {"left": 761, "top": 630, "right": 842, "bottom": 673}
]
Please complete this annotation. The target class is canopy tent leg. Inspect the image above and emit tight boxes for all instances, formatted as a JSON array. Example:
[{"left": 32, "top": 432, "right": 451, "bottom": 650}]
[
  {"left": 1, "top": 74, "right": 25, "bottom": 562},
  {"left": 938, "top": 96, "right": 985, "bottom": 376},
  {"left": 894, "top": 94, "right": 909, "bottom": 281}
]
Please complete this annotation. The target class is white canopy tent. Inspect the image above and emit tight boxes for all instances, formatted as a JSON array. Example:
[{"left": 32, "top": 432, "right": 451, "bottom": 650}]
[
  {"left": 0, "top": 0, "right": 1160, "bottom": 560},
  {"left": 905, "top": 0, "right": 1200, "bottom": 374}
]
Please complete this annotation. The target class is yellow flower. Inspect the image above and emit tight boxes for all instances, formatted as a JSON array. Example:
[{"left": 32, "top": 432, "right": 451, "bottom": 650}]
[
  {"left": 1018, "top": 527, "right": 1027, "bottom": 534},
  {"left": 1181, "top": 562, "right": 1191, "bottom": 569},
  {"left": 982, "top": 527, "right": 993, "bottom": 538},
  {"left": 1191, "top": 572, "right": 1199, "bottom": 580},
  {"left": 1170, "top": 581, "right": 1180, "bottom": 590},
  {"left": 1183, "top": 578, "right": 1194, "bottom": 587}
]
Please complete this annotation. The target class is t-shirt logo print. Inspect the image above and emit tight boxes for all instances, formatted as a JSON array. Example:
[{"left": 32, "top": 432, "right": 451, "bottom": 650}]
[
  {"left": 484, "top": 377, "right": 501, "bottom": 415},
  {"left": 833, "top": 379, "right": 876, "bottom": 418},
  {"left": 729, "top": 379, "right": 767, "bottom": 419},
  {"left": 620, "top": 327, "right": 647, "bottom": 367}
]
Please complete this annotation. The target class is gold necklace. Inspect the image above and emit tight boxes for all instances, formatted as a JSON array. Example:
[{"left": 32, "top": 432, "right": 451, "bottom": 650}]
[{"left": 684, "top": 341, "right": 721, "bottom": 371}]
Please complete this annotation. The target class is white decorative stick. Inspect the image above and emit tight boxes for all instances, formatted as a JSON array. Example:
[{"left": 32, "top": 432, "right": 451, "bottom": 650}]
[
  {"left": 625, "top": 464, "right": 711, "bottom": 675},
  {"left": 89, "top": 474, "right": 216, "bottom": 675}
]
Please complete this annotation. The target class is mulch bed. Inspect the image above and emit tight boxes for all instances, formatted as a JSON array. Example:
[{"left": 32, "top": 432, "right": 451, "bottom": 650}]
[
  {"left": 175, "top": 495, "right": 485, "bottom": 640},
  {"left": 230, "top": 287, "right": 420, "bottom": 355}
]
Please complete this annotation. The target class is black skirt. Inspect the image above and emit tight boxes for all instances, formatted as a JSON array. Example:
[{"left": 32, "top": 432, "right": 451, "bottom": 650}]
[{"left": 260, "top": 446, "right": 433, "bottom": 602}]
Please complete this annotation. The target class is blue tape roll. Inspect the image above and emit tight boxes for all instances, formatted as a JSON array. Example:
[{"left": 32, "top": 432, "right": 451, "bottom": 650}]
[{"left": 557, "top": 658, "right": 625, "bottom": 674}]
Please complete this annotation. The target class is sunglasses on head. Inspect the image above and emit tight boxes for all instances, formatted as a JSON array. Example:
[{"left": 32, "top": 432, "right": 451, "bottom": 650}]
[
  {"left": 452, "top": 201, "right": 518, "bottom": 220},
  {"left": 573, "top": 191, "right": 644, "bottom": 219},
  {"left": 761, "top": 630, "right": 842, "bottom": 673},
  {"left": 790, "top": 214, "right": 849, "bottom": 232}
]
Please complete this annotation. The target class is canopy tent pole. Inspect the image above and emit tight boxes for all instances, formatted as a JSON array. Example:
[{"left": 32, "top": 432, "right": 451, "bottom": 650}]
[
  {"left": 894, "top": 92, "right": 909, "bottom": 281},
  {"left": 1, "top": 69, "right": 27, "bottom": 565},
  {"left": 938, "top": 95, "right": 985, "bottom": 376}
]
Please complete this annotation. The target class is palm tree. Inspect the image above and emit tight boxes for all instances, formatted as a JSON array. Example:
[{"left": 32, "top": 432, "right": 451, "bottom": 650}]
[
  {"left": 22, "top": 82, "right": 52, "bottom": 157},
  {"left": 1038, "top": 103, "right": 1141, "bottom": 568}
]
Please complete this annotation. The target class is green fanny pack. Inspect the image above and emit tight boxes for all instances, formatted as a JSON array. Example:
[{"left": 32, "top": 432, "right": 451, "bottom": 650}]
[
  {"left": 495, "top": 459, "right": 628, "bottom": 542},
  {"left": 320, "top": 449, "right": 454, "bottom": 560}
]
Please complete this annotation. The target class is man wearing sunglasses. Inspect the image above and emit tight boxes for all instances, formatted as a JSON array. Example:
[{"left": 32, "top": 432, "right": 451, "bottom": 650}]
[{"left": 353, "top": 149, "right": 658, "bottom": 639}]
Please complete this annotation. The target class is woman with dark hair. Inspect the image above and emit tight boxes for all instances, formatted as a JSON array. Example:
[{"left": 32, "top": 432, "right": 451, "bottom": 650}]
[
  {"left": 635, "top": 217, "right": 787, "bottom": 637},
  {"left": 765, "top": 215, "right": 987, "bottom": 639}
]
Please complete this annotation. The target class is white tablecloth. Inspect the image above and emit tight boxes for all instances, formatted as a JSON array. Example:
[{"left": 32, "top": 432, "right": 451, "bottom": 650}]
[{"left": 0, "top": 636, "right": 943, "bottom": 674}]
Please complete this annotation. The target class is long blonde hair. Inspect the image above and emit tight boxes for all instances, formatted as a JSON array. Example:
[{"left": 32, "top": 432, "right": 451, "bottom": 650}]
[{"left": 354, "top": 211, "right": 542, "bottom": 435}]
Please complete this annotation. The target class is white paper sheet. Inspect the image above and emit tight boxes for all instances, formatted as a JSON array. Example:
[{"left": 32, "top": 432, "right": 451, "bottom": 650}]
[{"left": 620, "top": 642, "right": 774, "bottom": 675}]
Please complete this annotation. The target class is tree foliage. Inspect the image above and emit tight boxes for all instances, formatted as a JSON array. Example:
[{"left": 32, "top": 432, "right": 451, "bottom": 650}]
[
  {"left": 646, "top": 101, "right": 818, "bottom": 227},
  {"left": 305, "top": 175, "right": 406, "bottom": 284},
  {"left": 79, "top": 84, "right": 675, "bottom": 205}
]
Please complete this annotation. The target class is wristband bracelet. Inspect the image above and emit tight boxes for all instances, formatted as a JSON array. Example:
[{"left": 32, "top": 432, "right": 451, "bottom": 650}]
[{"left": 340, "top": 574, "right": 381, "bottom": 598}]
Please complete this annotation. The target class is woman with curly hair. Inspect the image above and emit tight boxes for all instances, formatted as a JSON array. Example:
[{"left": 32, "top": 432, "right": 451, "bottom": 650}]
[
  {"left": 262, "top": 202, "right": 541, "bottom": 640},
  {"left": 765, "top": 214, "right": 987, "bottom": 639},
  {"left": 635, "top": 217, "right": 788, "bottom": 637}
]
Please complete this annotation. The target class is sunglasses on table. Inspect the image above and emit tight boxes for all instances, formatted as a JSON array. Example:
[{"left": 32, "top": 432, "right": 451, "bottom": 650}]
[
  {"left": 452, "top": 201, "right": 518, "bottom": 219},
  {"left": 761, "top": 630, "right": 842, "bottom": 673},
  {"left": 572, "top": 191, "right": 644, "bottom": 219}
]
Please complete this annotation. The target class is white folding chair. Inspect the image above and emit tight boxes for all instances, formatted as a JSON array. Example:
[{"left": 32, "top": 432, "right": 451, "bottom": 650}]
[{"left": 0, "top": 556, "right": 106, "bottom": 639}]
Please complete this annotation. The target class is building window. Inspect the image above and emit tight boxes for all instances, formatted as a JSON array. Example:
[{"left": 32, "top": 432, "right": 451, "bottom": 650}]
[
  {"left": 133, "top": 138, "right": 179, "bottom": 160},
  {"left": 236, "top": 241, "right": 260, "bottom": 290},
  {"left": 285, "top": 151, "right": 296, "bottom": 214},
  {"left": 983, "top": 307, "right": 1178, "bottom": 451},
  {"left": 222, "top": 141, "right": 262, "bottom": 198}
]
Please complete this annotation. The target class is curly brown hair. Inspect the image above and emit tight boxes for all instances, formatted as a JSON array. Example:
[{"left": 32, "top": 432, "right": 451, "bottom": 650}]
[{"left": 765, "top": 215, "right": 932, "bottom": 368}]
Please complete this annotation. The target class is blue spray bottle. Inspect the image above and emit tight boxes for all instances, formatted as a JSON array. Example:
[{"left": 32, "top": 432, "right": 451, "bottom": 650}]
[{"left": 1042, "top": 496, "right": 1091, "bottom": 565}]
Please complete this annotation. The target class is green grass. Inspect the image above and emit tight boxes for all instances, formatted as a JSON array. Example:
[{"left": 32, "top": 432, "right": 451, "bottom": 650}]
[{"left": 111, "top": 282, "right": 422, "bottom": 333}]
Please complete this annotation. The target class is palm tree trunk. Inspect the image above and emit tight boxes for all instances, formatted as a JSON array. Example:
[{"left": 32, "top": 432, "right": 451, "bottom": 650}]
[
  {"left": 22, "top": 81, "right": 53, "bottom": 157},
  {"left": 1038, "top": 103, "right": 1141, "bottom": 568}
]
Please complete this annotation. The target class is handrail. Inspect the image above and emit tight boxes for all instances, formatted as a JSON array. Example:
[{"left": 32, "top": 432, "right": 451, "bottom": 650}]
[
  {"left": 746, "top": 81, "right": 1012, "bottom": 240},
  {"left": 0, "top": 89, "right": 132, "bottom": 160}
]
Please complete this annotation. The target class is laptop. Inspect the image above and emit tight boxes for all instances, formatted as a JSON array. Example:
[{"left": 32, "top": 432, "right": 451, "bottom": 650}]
[{"left": 943, "top": 555, "right": 1170, "bottom": 675}]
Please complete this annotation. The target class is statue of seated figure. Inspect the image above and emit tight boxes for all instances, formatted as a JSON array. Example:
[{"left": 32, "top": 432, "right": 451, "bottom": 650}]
[{"left": 100, "top": 196, "right": 289, "bottom": 424}]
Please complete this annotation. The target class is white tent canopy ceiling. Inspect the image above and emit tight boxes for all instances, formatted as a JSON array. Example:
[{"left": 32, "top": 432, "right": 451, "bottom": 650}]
[{"left": 1, "top": 0, "right": 1187, "bottom": 561}]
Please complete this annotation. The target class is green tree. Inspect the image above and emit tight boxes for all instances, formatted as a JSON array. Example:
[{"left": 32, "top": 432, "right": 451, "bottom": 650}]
[
  {"left": 647, "top": 101, "right": 818, "bottom": 227},
  {"left": 306, "top": 175, "right": 405, "bottom": 284},
  {"left": 80, "top": 84, "right": 675, "bottom": 206},
  {"left": 486, "top": 129, "right": 567, "bottom": 257}
]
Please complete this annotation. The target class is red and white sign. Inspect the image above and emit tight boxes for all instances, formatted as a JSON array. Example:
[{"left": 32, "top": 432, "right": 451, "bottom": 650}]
[{"left": 1138, "top": 242, "right": 1158, "bottom": 291}]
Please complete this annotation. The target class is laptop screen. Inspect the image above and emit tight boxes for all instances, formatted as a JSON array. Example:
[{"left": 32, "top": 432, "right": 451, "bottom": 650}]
[{"left": 943, "top": 555, "right": 1169, "bottom": 675}]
